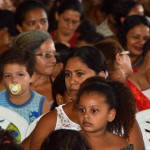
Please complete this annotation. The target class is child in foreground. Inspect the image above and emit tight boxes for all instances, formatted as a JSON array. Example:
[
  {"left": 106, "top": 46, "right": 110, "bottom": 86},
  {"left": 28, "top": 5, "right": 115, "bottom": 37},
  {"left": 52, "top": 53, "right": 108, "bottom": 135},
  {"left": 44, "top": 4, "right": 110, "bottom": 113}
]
[
  {"left": 77, "top": 76, "right": 135, "bottom": 150},
  {"left": 0, "top": 48, "right": 50, "bottom": 124}
]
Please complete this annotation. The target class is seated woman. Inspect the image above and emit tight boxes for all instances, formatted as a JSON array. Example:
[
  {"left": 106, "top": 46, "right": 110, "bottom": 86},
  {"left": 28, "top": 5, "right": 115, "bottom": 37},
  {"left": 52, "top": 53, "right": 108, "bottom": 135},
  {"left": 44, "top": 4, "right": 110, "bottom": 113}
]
[
  {"left": 117, "top": 15, "right": 150, "bottom": 71},
  {"left": 22, "top": 46, "right": 144, "bottom": 150},
  {"left": 50, "top": 0, "right": 84, "bottom": 47},
  {"left": 129, "top": 38, "right": 150, "bottom": 98},
  {"left": 95, "top": 38, "right": 150, "bottom": 111},
  {"left": 14, "top": 0, "right": 49, "bottom": 33},
  {"left": 11, "top": 30, "right": 56, "bottom": 102}
]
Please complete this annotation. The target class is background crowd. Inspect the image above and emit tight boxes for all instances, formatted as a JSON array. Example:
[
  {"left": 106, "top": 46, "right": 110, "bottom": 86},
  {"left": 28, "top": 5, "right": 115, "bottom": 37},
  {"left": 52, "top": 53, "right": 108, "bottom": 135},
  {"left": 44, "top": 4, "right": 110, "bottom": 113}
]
[{"left": 0, "top": 0, "right": 150, "bottom": 150}]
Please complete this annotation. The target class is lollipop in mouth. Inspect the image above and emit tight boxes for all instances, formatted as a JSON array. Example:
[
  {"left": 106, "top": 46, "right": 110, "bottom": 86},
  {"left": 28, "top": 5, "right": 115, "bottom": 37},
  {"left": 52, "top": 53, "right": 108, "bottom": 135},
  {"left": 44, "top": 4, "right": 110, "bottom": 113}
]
[{"left": 9, "top": 84, "right": 21, "bottom": 95}]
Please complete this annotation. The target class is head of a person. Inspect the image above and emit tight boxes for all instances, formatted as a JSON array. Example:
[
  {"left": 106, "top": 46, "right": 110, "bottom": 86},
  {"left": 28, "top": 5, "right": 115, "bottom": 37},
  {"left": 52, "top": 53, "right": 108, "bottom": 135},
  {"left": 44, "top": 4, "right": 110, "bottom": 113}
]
[
  {"left": 56, "top": 0, "right": 84, "bottom": 35},
  {"left": 0, "top": 129, "right": 24, "bottom": 150},
  {"left": 11, "top": 30, "right": 56, "bottom": 76},
  {"left": 64, "top": 46, "right": 107, "bottom": 101},
  {"left": 15, "top": 0, "right": 49, "bottom": 32},
  {"left": 117, "top": 15, "right": 150, "bottom": 60},
  {"left": 51, "top": 42, "right": 71, "bottom": 80},
  {"left": 0, "top": 47, "right": 35, "bottom": 96},
  {"left": 112, "top": 0, "right": 144, "bottom": 27},
  {"left": 51, "top": 71, "right": 71, "bottom": 110},
  {"left": 95, "top": 38, "right": 133, "bottom": 82},
  {"left": 75, "top": 31, "right": 104, "bottom": 47},
  {"left": 76, "top": 76, "right": 136, "bottom": 138},
  {"left": 142, "top": 38, "right": 150, "bottom": 82},
  {"left": 40, "top": 129, "right": 89, "bottom": 150},
  {"left": 0, "top": 9, "right": 17, "bottom": 36}
]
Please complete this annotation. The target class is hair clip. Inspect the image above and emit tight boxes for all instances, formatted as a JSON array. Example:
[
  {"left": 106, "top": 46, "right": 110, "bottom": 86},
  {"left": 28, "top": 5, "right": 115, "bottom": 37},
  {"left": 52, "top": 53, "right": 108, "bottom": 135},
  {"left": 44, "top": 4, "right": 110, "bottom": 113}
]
[{"left": 120, "top": 51, "right": 130, "bottom": 55}]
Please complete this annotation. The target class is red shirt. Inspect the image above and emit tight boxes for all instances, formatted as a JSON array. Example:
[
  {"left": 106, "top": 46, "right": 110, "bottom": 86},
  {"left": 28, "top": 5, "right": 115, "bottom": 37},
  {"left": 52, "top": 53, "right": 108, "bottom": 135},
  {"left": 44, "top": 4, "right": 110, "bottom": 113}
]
[
  {"left": 50, "top": 31, "right": 79, "bottom": 48},
  {"left": 126, "top": 80, "right": 150, "bottom": 111}
]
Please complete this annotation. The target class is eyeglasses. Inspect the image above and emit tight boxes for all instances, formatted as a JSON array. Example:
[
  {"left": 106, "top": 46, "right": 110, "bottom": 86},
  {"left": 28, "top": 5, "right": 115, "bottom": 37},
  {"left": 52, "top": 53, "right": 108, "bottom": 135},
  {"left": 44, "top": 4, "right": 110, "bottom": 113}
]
[
  {"left": 36, "top": 52, "right": 59, "bottom": 59},
  {"left": 120, "top": 51, "right": 130, "bottom": 55}
]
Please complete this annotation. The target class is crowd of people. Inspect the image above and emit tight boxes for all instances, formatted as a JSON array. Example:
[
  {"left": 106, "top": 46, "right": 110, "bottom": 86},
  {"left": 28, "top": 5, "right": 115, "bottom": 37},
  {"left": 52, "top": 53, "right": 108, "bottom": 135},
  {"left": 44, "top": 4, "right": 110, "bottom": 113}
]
[{"left": 0, "top": 0, "right": 150, "bottom": 150}]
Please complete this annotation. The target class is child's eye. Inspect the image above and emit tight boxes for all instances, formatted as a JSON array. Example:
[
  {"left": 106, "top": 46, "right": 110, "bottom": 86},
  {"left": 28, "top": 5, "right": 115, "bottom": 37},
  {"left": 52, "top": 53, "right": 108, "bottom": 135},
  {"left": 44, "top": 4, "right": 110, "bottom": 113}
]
[
  {"left": 78, "top": 107, "right": 85, "bottom": 114},
  {"left": 3, "top": 74, "right": 11, "bottom": 79},
  {"left": 91, "top": 109, "right": 98, "bottom": 114},
  {"left": 18, "top": 73, "right": 24, "bottom": 77}
]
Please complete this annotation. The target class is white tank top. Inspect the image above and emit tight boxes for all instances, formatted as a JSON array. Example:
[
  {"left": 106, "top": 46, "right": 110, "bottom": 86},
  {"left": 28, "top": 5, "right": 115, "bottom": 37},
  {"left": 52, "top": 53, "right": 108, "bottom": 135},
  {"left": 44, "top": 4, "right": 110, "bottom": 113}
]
[{"left": 55, "top": 104, "right": 81, "bottom": 131}]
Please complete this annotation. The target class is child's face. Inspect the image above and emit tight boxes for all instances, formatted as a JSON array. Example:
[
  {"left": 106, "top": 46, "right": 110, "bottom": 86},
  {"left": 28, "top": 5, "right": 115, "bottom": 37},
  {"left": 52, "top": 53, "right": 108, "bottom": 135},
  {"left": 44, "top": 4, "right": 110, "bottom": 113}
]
[
  {"left": 77, "top": 92, "right": 116, "bottom": 133},
  {"left": 2, "top": 63, "right": 32, "bottom": 95}
]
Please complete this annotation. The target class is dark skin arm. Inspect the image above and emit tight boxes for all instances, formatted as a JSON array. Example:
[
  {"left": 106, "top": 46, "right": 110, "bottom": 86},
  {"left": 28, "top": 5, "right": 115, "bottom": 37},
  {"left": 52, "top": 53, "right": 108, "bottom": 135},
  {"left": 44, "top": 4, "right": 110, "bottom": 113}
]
[
  {"left": 22, "top": 110, "right": 57, "bottom": 150},
  {"left": 128, "top": 119, "right": 144, "bottom": 150}
]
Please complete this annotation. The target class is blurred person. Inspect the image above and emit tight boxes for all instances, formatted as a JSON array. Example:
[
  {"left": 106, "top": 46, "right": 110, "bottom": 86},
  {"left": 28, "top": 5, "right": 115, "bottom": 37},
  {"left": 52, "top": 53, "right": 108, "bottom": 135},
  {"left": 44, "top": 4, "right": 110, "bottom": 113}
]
[
  {"left": 0, "top": 129, "right": 24, "bottom": 150},
  {"left": 15, "top": 0, "right": 49, "bottom": 33},
  {"left": 50, "top": 0, "right": 84, "bottom": 47},
  {"left": 75, "top": 31, "right": 104, "bottom": 47},
  {"left": 0, "top": 10, "right": 17, "bottom": 54},
  {"left": 51, "top": 42, "right": 71, "bottom": 81},
  {"left": 117, "top": 15, "right": 150, "bottom": 71},
  {"left": 129, "top": 38, "right": 150, "bottom": 98},
  {"left": 51, "top": 71, "right": 72, "bottom": 110},
  {"left": 95, "top": 38, "right": 150, "bottom": 112},
  {"left": 11, "top": 30, "right": 57, "bottom": 102}
]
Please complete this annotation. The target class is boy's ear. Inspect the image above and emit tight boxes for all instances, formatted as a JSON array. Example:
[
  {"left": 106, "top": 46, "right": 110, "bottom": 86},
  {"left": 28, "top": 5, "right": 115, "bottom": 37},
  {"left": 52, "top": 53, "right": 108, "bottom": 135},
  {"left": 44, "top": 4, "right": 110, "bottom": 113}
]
[{"left": 56, "top": 94, "right": 64, "bottom": 105}]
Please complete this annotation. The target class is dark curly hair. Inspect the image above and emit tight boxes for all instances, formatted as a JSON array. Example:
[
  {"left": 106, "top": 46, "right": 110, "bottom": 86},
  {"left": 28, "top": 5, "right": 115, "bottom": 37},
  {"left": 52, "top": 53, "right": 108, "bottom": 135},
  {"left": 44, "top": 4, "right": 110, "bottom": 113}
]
[
  {"left": 40, "top": 129, "right": 89, "bottom": 150},
  {"left": 76, "top": 76, "right": 136, "bottom": 138},
  {"left": 0, "top": 129, "right": 24, "bottom": 150},
  {"left": 0, "top": 47, "right": 35, "bottom": 79}
]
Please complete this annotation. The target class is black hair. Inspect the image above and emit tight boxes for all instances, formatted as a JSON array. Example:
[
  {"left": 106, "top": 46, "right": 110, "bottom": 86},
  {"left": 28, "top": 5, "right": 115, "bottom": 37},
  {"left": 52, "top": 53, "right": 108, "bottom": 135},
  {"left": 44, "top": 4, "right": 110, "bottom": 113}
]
[
  {"left": 112, "top": 0, "right": 142, "bottom": 28},
  {"left": 15, "top": 0, "right": 48, "bottom": 26},
  {"left": 77, "top": 31, "right": 104, "bottom": 45},
  {"left": 0, "top": 47, "right": 35, "bottom": 79},
  {"left": 57, "top": 0, "right": 84, "bottom": 20},
  {"left": 55, "top": 42, "right": 71, "bottom": 63},
  {"left": 143, "top": 38, "right": 150, "bottom": 57},
  {"left": 51, "top": 71, "right": 66, "bottom": 110},
  {"left": 0, "top": 129, "right": 24, "bottom": 150},
  {"left": 0, "top": 10, "right": 17, "bottom": 36},
  {"left": 77, "top": 76, "right": 136, "bottom": 138},
  {"left": 65, "top": 46, "right": 107, "bottom": 75},
  {"left": 117, "top": 15, "right": 150, "bottom": 48},
  {"left": 40, "top": 129, "right": 89, "bottom": 150}
]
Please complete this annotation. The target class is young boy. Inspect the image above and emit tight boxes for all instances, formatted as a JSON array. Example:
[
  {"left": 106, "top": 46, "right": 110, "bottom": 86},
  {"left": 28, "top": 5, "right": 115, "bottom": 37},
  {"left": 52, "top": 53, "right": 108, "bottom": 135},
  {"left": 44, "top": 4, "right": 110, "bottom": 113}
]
[{"left": 0, "top": 47, "right": 50, "bottom": 124}]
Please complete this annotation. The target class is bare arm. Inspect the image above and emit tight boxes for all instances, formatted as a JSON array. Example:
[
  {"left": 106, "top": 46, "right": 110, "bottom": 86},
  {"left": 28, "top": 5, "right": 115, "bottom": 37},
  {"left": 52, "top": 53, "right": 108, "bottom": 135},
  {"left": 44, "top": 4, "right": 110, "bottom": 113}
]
[
  {"left": 22, "top": 110, "right": 57, "bottom": 150},
  {"left": 128, "top": 119, "right": 144, "bottom": 150}
]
